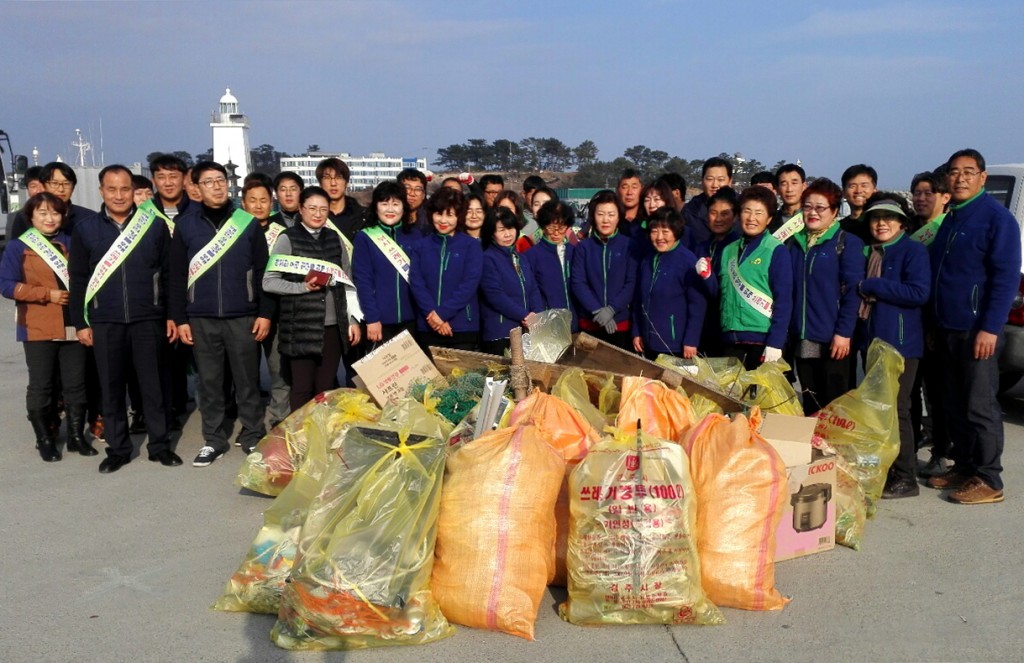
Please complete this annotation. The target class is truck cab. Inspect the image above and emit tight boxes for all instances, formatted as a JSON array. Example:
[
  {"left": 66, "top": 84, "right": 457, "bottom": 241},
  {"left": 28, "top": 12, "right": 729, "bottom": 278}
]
[{"left": 985, "top": 164, "right": 1024, "bottom": 390}]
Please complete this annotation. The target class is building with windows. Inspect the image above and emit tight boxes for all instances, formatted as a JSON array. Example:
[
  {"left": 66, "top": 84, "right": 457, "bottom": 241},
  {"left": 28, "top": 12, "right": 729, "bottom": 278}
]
[{"left": 279, "top": 152, "right": 428, "bottom": 190}]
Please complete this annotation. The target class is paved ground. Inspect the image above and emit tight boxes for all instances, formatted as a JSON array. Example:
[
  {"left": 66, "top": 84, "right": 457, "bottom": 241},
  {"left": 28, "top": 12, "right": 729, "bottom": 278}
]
[{"left": 1, "top": 297, "right": 1021, "bottom": 662}]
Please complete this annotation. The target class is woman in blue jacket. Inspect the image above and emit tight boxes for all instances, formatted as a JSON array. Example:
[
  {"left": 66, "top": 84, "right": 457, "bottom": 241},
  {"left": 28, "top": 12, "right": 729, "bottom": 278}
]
[
  {"left": 479, "top": 207, "right": 543, "bottom": 356},
  {"left": 352, "top": 181, "right": 422, "bottom": 348},
  {"left": 523, "top": 200, "right": 578, "bottom": 331},
  {"left": 409, "top": 187, "right": 483, "bottom": 353},
  {"left": 571, "top": 190, "right": 637, "bottom": 350},
  {"left": 856, "top": 194, "right": 930, "bottom": 499},
  {"left": 790, "top": 178, "right": 866, "bottom": 415},
  {"left": 632, "top": 207, "right": 706, "bottom": 360}
]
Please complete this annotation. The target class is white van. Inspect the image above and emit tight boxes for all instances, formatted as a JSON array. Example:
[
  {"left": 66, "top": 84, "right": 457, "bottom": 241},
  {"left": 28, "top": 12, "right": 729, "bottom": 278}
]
[{"left": 985, "top": 164, "right": 1024, "bottom": 390}]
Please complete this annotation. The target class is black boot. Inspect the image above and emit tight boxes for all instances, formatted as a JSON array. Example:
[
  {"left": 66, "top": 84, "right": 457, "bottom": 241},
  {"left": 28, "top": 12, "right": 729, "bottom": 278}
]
[
  {"left": 66, "top": 405, "right": 97, "bottom": 456},
  {"left": 28, "top": 410, "right": 61, "bottom": 462}
]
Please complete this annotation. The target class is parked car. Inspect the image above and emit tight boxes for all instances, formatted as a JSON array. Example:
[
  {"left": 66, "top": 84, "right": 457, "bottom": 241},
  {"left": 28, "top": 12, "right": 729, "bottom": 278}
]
[{"left": 985, "top": 164, "right": 1024, "bottom": 391}]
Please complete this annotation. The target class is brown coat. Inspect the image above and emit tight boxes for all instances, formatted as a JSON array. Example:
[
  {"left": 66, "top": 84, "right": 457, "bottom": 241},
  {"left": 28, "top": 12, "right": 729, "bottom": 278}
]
[{"left": 11, "top": 240, "right": 72, "bottom": 341}]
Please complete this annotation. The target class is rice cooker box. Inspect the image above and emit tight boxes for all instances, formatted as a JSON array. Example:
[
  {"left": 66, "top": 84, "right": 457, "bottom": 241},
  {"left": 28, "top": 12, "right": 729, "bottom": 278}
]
[{"left": 759, "top": 414, "right": 837, "bottom": 562}]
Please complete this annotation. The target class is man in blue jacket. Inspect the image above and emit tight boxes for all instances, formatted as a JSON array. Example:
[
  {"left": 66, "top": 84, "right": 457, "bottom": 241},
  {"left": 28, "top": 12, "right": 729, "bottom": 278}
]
[
  {"left": 927, "top": 149, "right": 1021, "bottom": 504},
  {"left": 169, "top": 161, "right": 273, "bottom": 467},
  {"left": 69, "top": 165, "right": 179, "bottom": 473}
]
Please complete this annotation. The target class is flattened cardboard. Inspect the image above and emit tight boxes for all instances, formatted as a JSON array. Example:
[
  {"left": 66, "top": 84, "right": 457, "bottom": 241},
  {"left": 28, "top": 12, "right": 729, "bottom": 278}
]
[
  {"left": 352, "top": 330, "right": 441, "bottom": 406},
  {"left": 760, "top": 414, "right": 818, "bottom": 468}
]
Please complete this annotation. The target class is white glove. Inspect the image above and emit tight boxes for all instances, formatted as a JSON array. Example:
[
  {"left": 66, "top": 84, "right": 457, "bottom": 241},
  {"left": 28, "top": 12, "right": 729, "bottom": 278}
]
[
  {"left": 762, "top": 346, "right": 782, "bottom": 363},
  {"left": 695, "top": 257, "right": 712, "bottom": 279}
]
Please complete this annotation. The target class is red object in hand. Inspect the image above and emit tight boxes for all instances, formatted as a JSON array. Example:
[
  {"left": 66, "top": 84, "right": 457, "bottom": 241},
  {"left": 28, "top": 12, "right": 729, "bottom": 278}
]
[{"left": 306, "top": 270, "right": 331, "bottom": 287}]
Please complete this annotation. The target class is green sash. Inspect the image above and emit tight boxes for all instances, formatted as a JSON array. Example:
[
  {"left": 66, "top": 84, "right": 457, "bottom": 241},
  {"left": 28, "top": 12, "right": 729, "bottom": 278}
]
[
  {"left": 84, "top": 201, "right": 160, "bottom": 321},
  {"left": 912, "top": 213, "right": 945, "bottom": 247},
  {"left": 772, "top": 211, "right": 804, "bottom": 242},
  {"left": 363, "top": 225, "right": 411, "bottom": 282},
  {"left": 727, "top": 256, "right": 774, "bottom": 318},
  {"left": 264, "top": 221, "right": 285, "bottom": 251},
  {"left": 19, "top": 228, "right": 69, "bottom": 289},
  {"left": 186, "top": 209, "right": 255, "bottom": 288},
  {"left": 266, "top": 254, "right": 354, "bottom": 288},
  {"left": 325, "top": 220, "right": 354, "bottom": 257}
]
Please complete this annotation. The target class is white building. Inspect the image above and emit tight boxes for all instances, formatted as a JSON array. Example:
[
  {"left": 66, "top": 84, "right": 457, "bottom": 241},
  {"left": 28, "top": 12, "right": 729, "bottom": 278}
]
[
  {"left": 210, "top": 88, "right": 252, "bottom": 181},
  {"left": 279, "top": 152, "right": 428, "bottom": 191}
]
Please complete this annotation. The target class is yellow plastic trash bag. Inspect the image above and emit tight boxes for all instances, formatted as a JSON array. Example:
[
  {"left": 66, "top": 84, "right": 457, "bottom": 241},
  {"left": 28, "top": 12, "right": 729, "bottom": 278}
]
[
  {"left": 559, "top": 427, "right": 724, "bottom": 626},
  {"left": 235, "top": 389, "right": 380, "bottom": 496},
  {"left": 271, "top": 400, "right": 452, "bottom": 651},
  {"left": 684, "top": 409, "right": 789, "bottom": 611},
  {"left": 616, "top": 376, "right": 697, "bottom": 442},
  {"left": 213, "top": 400, "right": 345, "bottom": 614},
  {"left": 431, "top": 425, "right": 564, "bottom": 640},
  {"left": 551, "top": 368, "right": 620, "bottom": 432},
  {"left": 657, "top": 354, "right": 801, "bottom": 415},
  {"left": 813, "top": 339, "right": 903, "bottom": 550},
  {"left": 508, "top": 389, "right": 600, "bottom": 586}
]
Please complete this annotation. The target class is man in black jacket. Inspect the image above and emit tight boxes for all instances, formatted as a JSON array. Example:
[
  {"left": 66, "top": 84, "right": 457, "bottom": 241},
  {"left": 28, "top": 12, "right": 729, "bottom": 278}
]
[{"left": 69, "top": 165, "right": 179, "bottom": 473}]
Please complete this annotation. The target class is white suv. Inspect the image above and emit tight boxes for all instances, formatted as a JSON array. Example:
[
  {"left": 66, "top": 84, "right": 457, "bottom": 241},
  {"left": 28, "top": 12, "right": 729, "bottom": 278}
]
[{"left": 985, "top": 164, "right": 1024, "bottom": 391}]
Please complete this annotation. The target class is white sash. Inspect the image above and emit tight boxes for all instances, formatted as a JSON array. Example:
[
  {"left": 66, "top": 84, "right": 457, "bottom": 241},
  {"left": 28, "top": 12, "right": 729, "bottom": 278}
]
[
  {"left": 727, "top": 257, "right": 773, "bottom": 318},
  {"left": 264, "top": 221, "right": 285, "bottom": 251},
  {"left": 20, "top": 229, "right": 70, "bottom": 289},
  {"left": 84, "top": 202, "right": 159, "bottom": 319},
  {"left": 772, "top": 211, "right": 804, "bottom": 242},
  {"left": 364, "top": 226, "right": 411, "bottom": 282},
  {"left": 266, "top": 254, "right": 354, "bottom": 288},
  {"left": 186, "top": 209, "right": 254, "bottom": 288},
  {"left": 325, "top": 220, "right": 354, "bottom": 257}
]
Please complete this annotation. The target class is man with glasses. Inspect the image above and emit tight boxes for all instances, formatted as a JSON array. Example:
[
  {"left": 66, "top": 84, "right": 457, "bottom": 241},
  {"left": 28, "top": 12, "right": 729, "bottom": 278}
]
[
  {"left": 316, "top": 158, "right": 365, "bottom": 242},
  {"left": 10, "top": 162, "right": 94, "bottom": 238},
  {"left": 69, "top": 165, "right": 179, "bottom": 473},
  {"left": 397, "top": 168, "right": 430, "bottom": 234},
  {"left": 926, "top": 149, "right": 1021, "bottom": 504},
  {"left": 169, "top": 161, "right": 273, "bottom": 467}
]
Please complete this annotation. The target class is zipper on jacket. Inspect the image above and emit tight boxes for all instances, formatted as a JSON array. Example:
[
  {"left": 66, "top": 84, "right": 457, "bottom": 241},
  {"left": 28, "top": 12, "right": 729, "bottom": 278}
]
[
  {"left": 898, "top": 313, "right": 904, "bottom": 344},
  {"left": 670, "top": 314, "right": 676, "bottom": 341},
  {"left": 121, "top": 263, "right": 129, "bottom": 324},
  {"left": 971, "top": 284, "right": 979, "bottom": 316},
  {"left": 601, "top": 240, "right": 609, "bottom": 306},
  {"left": 436, "top": 235, "right": 448, "bottom": 306}
]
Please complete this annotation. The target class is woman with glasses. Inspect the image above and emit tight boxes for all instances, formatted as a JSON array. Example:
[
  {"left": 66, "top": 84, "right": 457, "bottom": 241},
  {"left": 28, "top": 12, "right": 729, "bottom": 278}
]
[
  {"left": 478, "top": 207, "right": 543, "bottom": 356},
  {"left": 717, "top": 186, "right": 792, "bottom": 369},
  {"left": 409, "top": 187, "right": 483, "bottom": 353},
  {"left": 462, "top": 192, "right": 487, "bottom": 240},
  {"left": 352, "top": 181, "right": 421, "bottom": 347},
  {"left": 855, "top": 194, "right": 930, "bottom": 498},
  {"left": 1, "top": 193, "right": 93, "bottom": 462},
  {"left": 524, "top": 200, "right": 579, "bottom": 330},
  {"left": 262, "top": 186, "right": 361, "bottom": 412},
  {"left": 789, "top": 178, "right": 866, "bottom": 414}
]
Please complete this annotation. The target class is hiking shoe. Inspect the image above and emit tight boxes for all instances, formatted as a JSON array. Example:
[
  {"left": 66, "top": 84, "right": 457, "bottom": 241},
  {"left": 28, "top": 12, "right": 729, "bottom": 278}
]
[
  {"left": 918, "top": 456, "right": 947, "bottom": 478},
  {"left": 882, "top": 477, "right": 920, "bottom": 499},
  {"left": 192, "top": 446, "right": 225, "bottom": 467},
  {"left": 949, "top": 477, "right": 1004, "bottom": 505},
  {"left": 927, "top": 468, "right": 970, "bottom": 490}
]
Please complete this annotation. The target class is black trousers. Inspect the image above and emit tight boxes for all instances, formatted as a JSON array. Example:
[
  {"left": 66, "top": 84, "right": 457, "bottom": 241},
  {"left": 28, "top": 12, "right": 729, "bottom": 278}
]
[
  {"left": 795, "top": 354, "right": 852, "bottom": 416},
  {"left": 480, "top": 338, "right": 511, "bottom": 357},
  {"left": 285, "top": 325, "right": 342, "bottom": 413},
  {"left": 911, "top": 347, "right": 950, "bottom": 457},
  {"left": 889, "top": 357, "right": 920, "bottom": 483},
  {"left": 723, "top": 342, "right": 765, "bottom": 371},
  {"left": 92, "top": 320, "right": 169, "bottom": 458},
  {"left": 23, "top": 340, "right": 87, "bottom": 412},
  {"left": 936, "top": 329, "right": 1005, "bottom": 490},
  {"left": 190, "top": 317, "right": 265, "bottom": 452}
]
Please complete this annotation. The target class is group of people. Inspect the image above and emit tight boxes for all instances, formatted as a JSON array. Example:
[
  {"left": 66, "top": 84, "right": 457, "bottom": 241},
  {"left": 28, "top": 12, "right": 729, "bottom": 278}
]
[{"left": 1, "top": 148, "right": 1018, "bottom": 507}]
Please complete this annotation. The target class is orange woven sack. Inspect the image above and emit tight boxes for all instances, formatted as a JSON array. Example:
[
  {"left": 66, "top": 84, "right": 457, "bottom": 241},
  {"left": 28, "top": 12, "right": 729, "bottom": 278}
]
[
  {"left": 684, "top": 409, "right": 789, "bottom": 611},
  {"left": 431, "top": 425, "right": 565, "bottom": 640},
  {"left": 509, "top": 389, "right": 600, "bottom": 586},
  {"left": 616, "top": 376, "right": 697, "bottom": 443}
]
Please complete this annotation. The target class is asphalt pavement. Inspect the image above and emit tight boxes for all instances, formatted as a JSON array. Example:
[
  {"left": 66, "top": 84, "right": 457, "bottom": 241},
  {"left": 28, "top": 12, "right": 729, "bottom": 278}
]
[{"left": 0, "top": 296, "right": 1021, "bottom": 662}]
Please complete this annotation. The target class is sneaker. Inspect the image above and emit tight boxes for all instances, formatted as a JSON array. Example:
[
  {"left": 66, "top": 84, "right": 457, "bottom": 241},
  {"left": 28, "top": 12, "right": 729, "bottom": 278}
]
[
  {"left": 192, "top": 446, "right": 225, "bottom": 467},
  {"left": 882, "top": 477, "right": 920, "bottom": 499},
  {"left": 918, "top": 456, "right": 947, "bottom": 478},
  {"left": 927, "top": 468, "right": 970, "bottom": 490},
  {"left": 949, "top": 476, "right": 1004, "bottom": 505}
]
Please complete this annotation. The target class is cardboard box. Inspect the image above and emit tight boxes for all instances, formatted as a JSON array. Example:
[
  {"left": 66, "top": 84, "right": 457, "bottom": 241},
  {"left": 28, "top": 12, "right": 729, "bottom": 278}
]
[
  {"left": 760, "top": 414, "right": 837, "bottom": 562},
  {"left": 352, "top": 330, "right": 441, "bottom": 406}
]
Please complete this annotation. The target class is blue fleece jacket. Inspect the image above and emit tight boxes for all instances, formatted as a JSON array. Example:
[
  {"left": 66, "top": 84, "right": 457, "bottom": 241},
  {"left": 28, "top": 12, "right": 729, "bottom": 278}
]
[
  {"left": 480, "top": 244, "right": 544, "bottom": 341},
  {"left": 351, "top": 223, "right": 422, "bottom": 326},
  {"left": 929, "top": 190, "right": 1021, "bottom": 334},
  {"left": 790, "top": 224, "right": 866, "bottom": 344},
  {"left": 632, "top": 242, "right": 707, "bottom": 353},
  {"left": 856, "top": 233, "right": 930, "bottom": 358},
  {"left": 523, "top": 238, "right": 578, "bottom": 330},
  {"left": 571, "top": 231, "right": 638, "bottom": 329},
  {"left": 69, "top": 206, "right": 171, "bottom": 329},
  {"left": 409, "top": 232, "right": 483, "bottom": 333}
]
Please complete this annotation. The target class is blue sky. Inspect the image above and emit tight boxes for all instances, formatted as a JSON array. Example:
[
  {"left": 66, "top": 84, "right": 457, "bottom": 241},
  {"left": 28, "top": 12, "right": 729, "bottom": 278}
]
[{"left": 3, "top": 0, "right": 1023, "bottom": 188}]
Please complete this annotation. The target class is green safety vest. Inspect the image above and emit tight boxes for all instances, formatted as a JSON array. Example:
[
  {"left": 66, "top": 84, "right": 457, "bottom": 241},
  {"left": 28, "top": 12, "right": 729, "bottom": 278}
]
[{"left": 719, "top": 234, "right": 781, "bottom": 334}]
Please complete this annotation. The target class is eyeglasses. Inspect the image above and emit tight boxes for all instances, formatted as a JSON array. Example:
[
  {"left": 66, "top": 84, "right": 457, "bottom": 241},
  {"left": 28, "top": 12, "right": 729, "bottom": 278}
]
[
  {"left": 198, "top": 178, "right": 228, "bottom": 189},
  {"left": 45, "top": 180, "right": 73, "bottom": 190},
  {"left": 802, "top": 204, "right": 831, "bottom": 215},
  {"left": 404, "top": 186, "right": 425, "bottom": 195},
  {"left": 302, "top": 205, "right": 329, "bottom": 216},
  {"left": 546, "top": 221, "right": 568, "bottom": 230},
  {"left": 321, "top": 175, "right": 346, "bottom": 184},
  {"left": 948, "top": 169, "right": 982, "bottom": 181}
]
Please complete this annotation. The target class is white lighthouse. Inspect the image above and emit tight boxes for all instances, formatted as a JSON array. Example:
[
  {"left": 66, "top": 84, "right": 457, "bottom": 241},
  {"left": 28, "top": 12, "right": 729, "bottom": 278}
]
[{"left": 210, "top": 88, "right": 252, "bottom": 181}]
